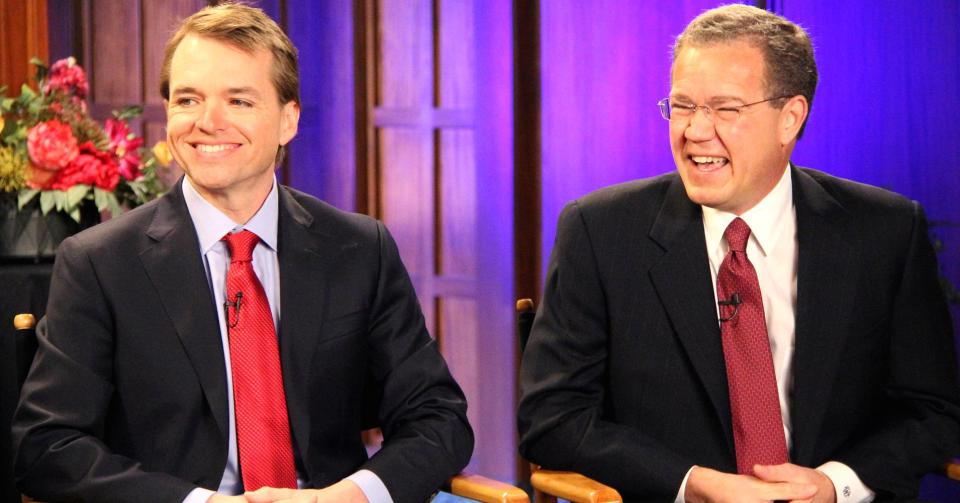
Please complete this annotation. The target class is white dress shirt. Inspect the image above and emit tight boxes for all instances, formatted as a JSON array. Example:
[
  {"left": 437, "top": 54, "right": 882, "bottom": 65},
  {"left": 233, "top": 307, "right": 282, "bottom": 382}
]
[
  {"left": 179, "top": 177, "right": 391, "bottom": 503},
  {"left": 675, "top": 165, "right": 874, "bottom": 503}
]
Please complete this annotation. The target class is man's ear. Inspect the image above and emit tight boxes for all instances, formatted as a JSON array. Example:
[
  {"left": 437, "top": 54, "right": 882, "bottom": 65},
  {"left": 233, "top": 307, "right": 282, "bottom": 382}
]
[
  {"left": 279, "top": 101, "right": 300, "bottom": 146},
  {"left": 778, "top": 95, "right": 808, "bottom": 144}
]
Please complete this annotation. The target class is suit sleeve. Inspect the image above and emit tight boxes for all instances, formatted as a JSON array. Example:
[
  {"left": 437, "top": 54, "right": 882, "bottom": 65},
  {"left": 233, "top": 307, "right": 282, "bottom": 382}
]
[
  {"left": 832, "top": 202, "right": 960, "bottom": 499},
  {"left": 359, "top": 222, "right": 474, "bottom": 502},
  {"left": 12, "top": 236, "right": 197, "bottom": 502},
  {"left": 517, "top": 201, "right": 694, "bottom": 500}
]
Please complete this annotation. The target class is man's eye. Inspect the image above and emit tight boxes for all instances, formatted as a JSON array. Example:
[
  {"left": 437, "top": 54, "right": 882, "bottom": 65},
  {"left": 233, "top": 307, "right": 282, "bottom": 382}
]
[
  {"left": 231, "top": 99, "right": 253, "bottom": 107},
  {"left": 672, "top": 103, "right": 695, "bottom": 110},
  {"left": 175, "top": 98, "right": 196, "bottom": 106}
]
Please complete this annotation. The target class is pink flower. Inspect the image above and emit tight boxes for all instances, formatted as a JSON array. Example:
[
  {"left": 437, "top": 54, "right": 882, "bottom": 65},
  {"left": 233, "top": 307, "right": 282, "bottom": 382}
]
[
  {"left": 43, "top": 57, "right": 89, "bottom": 99},
  {"left": 49, "top": 141, "right": 119, "bottom": 191},
  {"left": 26, "top": 119, "right": 79, "bottom": 170},
  {"left": 105, "top": 118, "right": 144, "bottom": 180}
]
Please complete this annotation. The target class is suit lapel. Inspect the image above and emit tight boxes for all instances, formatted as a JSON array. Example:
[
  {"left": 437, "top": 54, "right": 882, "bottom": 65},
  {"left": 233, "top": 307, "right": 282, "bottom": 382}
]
[
  {"left": 647, "top": 177, "right": 734, "bottom": 452},
  {"left": 275, "top": 188, "right": 337, "bottom": 469},
  {"left": 139, "top": 183, "right": 229, "bottom": 437},
  {"left": 789, "top": 167, "right": 858, "bottom": 465}
]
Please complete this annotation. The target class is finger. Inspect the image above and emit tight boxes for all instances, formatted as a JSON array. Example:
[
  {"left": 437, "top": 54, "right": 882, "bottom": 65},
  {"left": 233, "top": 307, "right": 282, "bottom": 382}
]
[
  {"left": 245, "top": 487, "right": 297, "bottom": 502},
  {"left": 753, "top": 463, "right": 806, "bottom": 482},
  {"left": 758, "top": 481, "right": 818, "bottom": 501}
]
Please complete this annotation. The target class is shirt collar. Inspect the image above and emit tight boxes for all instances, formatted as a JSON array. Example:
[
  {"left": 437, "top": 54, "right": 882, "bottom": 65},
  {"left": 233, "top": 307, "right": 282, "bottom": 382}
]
[
  {"left": 182, "top": 176, "right": 280, "bottom": 254},
  {"left": 701, "top": 163, "right": 793, "bottom": 257}
]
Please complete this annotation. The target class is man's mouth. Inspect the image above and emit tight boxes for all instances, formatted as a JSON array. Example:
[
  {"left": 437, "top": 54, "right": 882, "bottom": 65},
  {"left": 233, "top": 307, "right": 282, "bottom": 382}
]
[
  {"left": 690, "top": 155, "right": 729, "bottom": 170},
  {"left": 192, "top": 143, "right": 240, "bottom": 153}
]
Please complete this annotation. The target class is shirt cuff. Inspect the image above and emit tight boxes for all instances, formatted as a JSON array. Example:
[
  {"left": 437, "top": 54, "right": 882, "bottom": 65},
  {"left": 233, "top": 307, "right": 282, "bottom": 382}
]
[
  {"left": 674, "top": 465, "right": 696, "bottom": 503},
  {"left": 817, "top": 461, "right": 875, "bottom": 503},
  {"left": 347, "top": 469, "right": 394, "bottom": 503},
  {"left": 183, "top": 487, "right": 216, "bottom": 503}
]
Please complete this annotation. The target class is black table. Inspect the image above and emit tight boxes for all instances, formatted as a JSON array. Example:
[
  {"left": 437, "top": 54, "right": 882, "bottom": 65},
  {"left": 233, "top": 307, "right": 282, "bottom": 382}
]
[{"left": 0, "top": 260, "right": 53, "bottom": 503}]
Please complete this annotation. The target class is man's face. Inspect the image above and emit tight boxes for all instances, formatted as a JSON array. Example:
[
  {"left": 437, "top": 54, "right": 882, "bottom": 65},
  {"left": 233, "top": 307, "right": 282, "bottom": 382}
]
[
  {"left": 669, "top": 40, "right": 798, "bottom": 215},
  {"left": 165, "top": 34, "right": 298, "bottom": 206}
]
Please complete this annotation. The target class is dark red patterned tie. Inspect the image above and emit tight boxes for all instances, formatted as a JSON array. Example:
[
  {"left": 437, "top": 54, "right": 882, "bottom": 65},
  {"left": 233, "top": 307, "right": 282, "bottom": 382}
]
[
  {"left": 223, "top": 230, "right": 297, "bottom": 490},
  {"left": 717, "top": 218, "right": 789, "bottom": 474}
]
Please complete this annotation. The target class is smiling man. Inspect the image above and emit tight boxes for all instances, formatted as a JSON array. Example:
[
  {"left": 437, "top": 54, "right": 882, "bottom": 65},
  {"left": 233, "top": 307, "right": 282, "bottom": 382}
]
[
  {"left": 518, "top": 5, "right": 960, "bottom": 503},
  {"left": 13, "top": 4, "right": 472, "bottom": 503}
]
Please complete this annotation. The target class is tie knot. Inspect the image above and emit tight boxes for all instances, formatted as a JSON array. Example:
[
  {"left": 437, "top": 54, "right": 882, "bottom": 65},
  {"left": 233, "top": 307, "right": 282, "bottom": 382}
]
[
  {"left": 724, "top": 217, "right": 751, "bottom": 252},
  {"left": 223, "top": 230, "right": 260, "bottom": 262}
]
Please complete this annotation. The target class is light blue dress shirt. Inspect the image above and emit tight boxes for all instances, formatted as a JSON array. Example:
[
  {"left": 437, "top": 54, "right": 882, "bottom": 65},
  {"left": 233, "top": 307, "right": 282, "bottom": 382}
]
[{"left": 180, "top": 177, "right": 391, "bottom": 503}]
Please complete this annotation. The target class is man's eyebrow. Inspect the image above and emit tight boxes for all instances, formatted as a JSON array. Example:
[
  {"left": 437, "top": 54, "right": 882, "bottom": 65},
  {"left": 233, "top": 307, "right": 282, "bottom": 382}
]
[
  {"left": 669, "top": 94, "right": 746, "bottom": 104},
  {"left": 228, "top": 87, "right": 262, "bottom": 98},
  {"left": 170, "top": 86, "right": 199, "bottom": 96},
  {"left": 707, "top": 95, "right": 747, "bottom": 104}
]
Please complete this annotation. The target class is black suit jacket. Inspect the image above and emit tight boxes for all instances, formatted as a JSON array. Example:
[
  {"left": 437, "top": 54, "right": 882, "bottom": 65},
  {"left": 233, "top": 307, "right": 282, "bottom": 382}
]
[
  {"left": 13, "top": 182, "right": 473, "bottom": 502},
  {"left": 518, "top": 166, "right": 960, "bottom": 502}
]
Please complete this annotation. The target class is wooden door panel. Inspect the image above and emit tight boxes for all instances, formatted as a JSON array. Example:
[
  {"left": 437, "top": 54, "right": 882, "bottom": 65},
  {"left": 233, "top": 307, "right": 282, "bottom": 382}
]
[
  {"left": 89, "top": 1, "right": 141, "bottom": 105},
  {"left": 437, "top": 0, "right": 474, "bottom": 108},
  {"left": 378, "top": 0, "right": 432, "bottom": 109},
  {"left": 439, "top": 129, "right": 476, "bottom": 278}
]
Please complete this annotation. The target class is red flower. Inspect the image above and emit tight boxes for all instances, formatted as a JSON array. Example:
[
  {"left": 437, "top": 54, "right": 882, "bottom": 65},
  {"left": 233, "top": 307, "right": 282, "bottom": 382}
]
[
  {"left": 43, "top": 57, "right": 89, "bottom": 99},
  {"left": 26, "top": 119, "right": 79, "bottom": 170},
  {"left": 48, "top": 141, "right": 119, "bottom": 191},
  {"left": 105, "top": 118, "right": 144, "bottom": 180}
]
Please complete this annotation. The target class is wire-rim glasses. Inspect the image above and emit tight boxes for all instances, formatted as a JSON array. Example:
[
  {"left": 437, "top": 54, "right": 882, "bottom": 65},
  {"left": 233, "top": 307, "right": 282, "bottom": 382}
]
[{"left": 657, "top": 96, "right": 792, "bottom": 122}]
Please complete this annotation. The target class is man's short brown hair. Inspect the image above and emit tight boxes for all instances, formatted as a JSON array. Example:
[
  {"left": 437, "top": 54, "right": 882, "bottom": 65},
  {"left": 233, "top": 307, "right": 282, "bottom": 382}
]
[
  {"left": 673, "top": 4, "right": 817, "bottom": 138},
  {"left": 159, "top": 1, "right": 299, "bottom": 106}
]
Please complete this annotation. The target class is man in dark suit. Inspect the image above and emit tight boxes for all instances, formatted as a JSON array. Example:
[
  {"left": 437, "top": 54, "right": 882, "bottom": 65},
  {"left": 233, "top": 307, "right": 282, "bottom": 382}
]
[
  {"left": 13, "top": 4, "right": 472, "bottom": 502},
  {"left": 518, "top": 5, "right": 960, "bottom": 503}
]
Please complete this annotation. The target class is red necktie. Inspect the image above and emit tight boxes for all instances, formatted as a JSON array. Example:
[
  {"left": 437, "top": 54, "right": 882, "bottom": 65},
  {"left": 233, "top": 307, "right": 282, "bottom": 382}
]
[
  {"left": 716, "top": 218, "right": 789, "bottom": 474},
  {"left": 223, "top": 230, "right": 297, "bottom": 490}
]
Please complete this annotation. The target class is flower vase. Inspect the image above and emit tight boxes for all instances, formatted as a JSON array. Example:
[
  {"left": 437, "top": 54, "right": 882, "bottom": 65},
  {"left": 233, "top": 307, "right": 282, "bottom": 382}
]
[{"left": 0, "top": 194, "right": 100, "bottom": 262}]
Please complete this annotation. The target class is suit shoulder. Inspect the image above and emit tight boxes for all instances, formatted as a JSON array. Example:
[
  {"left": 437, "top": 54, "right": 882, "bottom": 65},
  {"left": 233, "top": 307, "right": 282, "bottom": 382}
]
[
  {"left": 797, "top": 167, "right": 917, "bottom": 217},
  {"left": 282, "top": 186, "right": 382, "bottom": 240}
]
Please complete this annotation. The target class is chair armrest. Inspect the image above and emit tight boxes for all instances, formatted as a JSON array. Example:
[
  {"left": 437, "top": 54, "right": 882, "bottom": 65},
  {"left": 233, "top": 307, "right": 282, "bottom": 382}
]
[
  {"left": 447, "top": 473, "right": 529, "bottom": 502},
  {"left": 947, "top": 459, "right": 960, "bottom": 481},
  {"left": 530, "top": 469, "right": 621, "bottom": 503}
]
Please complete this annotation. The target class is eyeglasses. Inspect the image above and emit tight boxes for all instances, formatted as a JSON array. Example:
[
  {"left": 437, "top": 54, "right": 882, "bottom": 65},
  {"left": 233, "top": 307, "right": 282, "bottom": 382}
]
[{"left": 657, "top": 96, "right": 792, "bottom": 122}]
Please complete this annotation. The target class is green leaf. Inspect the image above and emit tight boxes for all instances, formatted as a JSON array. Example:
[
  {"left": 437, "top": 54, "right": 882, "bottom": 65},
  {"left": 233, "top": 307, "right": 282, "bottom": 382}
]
[
  {"left": 94, "top": 187, "right": 110, "bottom": 212},
  {"left": 53, "top": 190, "right": 68, "bottom": 212},
  {"left": 27, "top": 99, "right": 42, "bottom": 116},
  {"left": 105, "top": 192, "right": 122, "bottom": 218},
  {"left": 39, "top": 190, "right": 56, "bottom": 214},
  {"left": 66, "top": 184, "right": 91, "bottom": 208},
  {"left": 29, "top": 56, "right": 45, "bottom": 66},
  {"left": 17, "top": 189, "right": 39, "bottom": 209},
  {"left": 69, "top": 206, "right": 81, "bottom": 223},
  {"left": 114, "top": 105, "right": 143, "bottom": 121},
  {"left": 19, "top": 84, "right": 36, "bottom": 100}
]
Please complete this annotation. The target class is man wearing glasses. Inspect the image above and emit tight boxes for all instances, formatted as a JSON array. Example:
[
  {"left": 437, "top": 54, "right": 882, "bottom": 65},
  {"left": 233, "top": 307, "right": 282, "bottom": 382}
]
[{"left": 518, "top": 5, "right": 960, "bottom": 502}]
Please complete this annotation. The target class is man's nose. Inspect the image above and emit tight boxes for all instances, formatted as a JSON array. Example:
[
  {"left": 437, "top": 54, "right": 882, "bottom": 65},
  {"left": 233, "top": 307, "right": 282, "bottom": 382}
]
[
  {"left": 684, "top": 107, "right": 717, "bottom": 141},
  {"left": 197, "top": 101, "right": 227, "bottom": 133}
]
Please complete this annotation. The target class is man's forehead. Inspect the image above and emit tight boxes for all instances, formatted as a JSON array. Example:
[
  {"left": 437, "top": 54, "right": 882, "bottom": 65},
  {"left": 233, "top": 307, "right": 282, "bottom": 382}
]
[
  {"left": 171, "top": 33, "right": 271, "bottom": 65},
  {"left": 670, "top": 40, "right": 767, "bottom": 90}
]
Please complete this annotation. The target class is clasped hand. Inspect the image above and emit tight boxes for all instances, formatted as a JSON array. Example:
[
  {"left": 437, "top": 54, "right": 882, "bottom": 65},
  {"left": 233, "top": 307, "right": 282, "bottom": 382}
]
[
  {"left": 685, "top": 463, "right": 837, "bottom": 503},
  {"left": 209, "top": 479, "right": 369, "bottom": 503}
]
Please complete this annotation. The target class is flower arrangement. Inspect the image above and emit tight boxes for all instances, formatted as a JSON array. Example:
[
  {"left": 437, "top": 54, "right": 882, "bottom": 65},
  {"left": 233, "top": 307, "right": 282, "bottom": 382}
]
[{"left": 0, "top": 57, "right": 170, "bottom": 222}]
